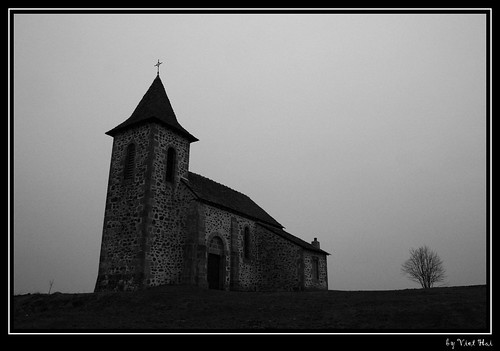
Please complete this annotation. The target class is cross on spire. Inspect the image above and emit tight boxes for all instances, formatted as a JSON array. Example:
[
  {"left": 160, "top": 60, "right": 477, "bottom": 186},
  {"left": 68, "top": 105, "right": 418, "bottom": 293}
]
[{"left": 154, "top": 59, "right": 163, "bottom": 76}]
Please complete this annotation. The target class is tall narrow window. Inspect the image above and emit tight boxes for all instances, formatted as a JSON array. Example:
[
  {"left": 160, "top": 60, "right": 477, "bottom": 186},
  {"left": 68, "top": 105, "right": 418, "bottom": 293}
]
[
  {"left": 123, "top": 143, "right": 136, "bottom": 180},
  {"left": 243, "top": 227, "right": 250, "bottom": 259},
  {"left": 166, "top": 147, "right": 176, "bottom": 183},
  {"left": 312, "top": 257, "right": 319, "bottom": 281}
]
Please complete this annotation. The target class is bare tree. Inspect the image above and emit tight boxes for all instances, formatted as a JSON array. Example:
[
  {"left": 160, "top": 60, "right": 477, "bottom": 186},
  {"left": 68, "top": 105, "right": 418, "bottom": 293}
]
[
  {"left": 401, "top": 245, "right": 446, "bottom": 288},
  {"left": 48, "top": 279, "right": 54, "bottom": 294}
]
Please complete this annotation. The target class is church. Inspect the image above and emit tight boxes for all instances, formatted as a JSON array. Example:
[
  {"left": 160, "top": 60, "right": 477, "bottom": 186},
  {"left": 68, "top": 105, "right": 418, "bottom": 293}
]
[{"left": 95, "top": 66, "right": 330, "bottom": 292}]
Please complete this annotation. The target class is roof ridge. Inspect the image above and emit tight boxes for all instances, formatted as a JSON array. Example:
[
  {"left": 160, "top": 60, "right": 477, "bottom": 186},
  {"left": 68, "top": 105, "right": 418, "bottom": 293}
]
[
  {"left": 186, "top": 171, "right": 283, "bottom": 228},
  {"left": 188, "top": 171, "right": 251, "bottom": 199},
  {"left": 257, "top": 222, "right": 330, "bottom": 255}
]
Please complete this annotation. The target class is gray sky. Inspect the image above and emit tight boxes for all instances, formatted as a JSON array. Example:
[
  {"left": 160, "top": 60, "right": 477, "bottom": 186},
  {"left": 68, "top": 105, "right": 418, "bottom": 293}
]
[{"left": 12, "top": 12, "right": 488, "bottom": 294}]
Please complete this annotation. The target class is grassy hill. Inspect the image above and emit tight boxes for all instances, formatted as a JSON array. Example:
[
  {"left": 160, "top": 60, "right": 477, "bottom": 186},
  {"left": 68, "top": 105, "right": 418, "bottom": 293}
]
[{"left": 11, "top": 284, "right": 488, "bottom": 332}]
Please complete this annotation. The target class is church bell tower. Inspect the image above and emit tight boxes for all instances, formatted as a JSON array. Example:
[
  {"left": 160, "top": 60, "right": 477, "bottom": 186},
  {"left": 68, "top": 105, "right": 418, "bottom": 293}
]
[{"left": 95, "top": 66, "right": 198, "bottom": 292}]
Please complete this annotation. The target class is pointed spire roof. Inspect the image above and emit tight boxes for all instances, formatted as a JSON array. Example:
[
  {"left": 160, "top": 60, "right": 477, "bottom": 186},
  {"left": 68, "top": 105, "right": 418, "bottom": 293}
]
[{"left": 106, "top": 75, "right": 198, "bottom": 142}]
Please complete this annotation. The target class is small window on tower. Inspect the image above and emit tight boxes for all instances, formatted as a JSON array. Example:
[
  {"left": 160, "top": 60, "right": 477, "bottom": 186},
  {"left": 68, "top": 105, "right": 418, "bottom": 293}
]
[
  {"left": 123, "top": 143, "right": 136, "bottom": 180},
  {"left": 166, "top": 147, "right": 176, "bottom": 183}
]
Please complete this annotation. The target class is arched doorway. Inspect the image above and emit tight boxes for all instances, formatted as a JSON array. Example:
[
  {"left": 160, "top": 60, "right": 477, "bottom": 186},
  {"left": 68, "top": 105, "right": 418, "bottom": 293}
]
[{"left": 207, "top": 236, "right": 224, "bottom": 290}]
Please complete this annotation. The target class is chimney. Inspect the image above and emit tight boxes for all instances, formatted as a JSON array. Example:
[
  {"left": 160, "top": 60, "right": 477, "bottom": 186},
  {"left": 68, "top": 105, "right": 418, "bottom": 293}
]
[{"left": 311, "top": 237, "right": 320, "bottom": 249}]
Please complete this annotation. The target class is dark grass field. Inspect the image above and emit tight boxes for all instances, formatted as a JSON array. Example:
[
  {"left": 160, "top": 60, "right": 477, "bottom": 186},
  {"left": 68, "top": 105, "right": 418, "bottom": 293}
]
[{"left": 11, "top": 284, "right": 488, "bottom": 333}]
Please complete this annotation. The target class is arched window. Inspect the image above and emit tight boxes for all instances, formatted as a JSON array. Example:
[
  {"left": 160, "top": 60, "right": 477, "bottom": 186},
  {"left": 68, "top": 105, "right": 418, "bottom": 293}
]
[
  {"left": 123, "top": 143, "right": 136, "bottom": 180},
  {"left": 243, "top": 227, "right": 250, "bottom": 259},
  {"left": 166, "top": 147, "right": 176, "bottom": 183}
]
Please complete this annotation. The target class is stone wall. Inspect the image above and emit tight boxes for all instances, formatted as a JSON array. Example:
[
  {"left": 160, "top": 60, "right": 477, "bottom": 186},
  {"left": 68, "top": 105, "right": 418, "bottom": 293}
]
[
  {"left": 204, "top": 204, "right": 258, "bottom": 291},
  {"left": 303, "top": 250, "right": 328, "bottom": 290},
  {"left": 95, "top": 123, "right": 194, "bottom": 292},
  {"left": 181, "top": 200, "right": 207, "bottom": 288},
  {"left": 95, "top": 124, "right": 152, "bottom": 291},
  {"left": 255, "top": 225, "right": 303, "bottom": 291},
  {"left": 146, "top": 124, "right": 193, "bottom": 287},
  {"left": 193, "top": 203, "right": 329, "bottom": 291}
]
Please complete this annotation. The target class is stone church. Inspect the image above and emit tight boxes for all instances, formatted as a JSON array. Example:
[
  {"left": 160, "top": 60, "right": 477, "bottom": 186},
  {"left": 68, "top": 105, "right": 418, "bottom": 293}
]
[{"left": 95, "top": 70, "right": 330, "bottom": 292}]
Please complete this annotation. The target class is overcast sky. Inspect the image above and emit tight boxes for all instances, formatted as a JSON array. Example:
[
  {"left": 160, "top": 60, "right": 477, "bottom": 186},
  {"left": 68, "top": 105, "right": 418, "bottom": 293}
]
[{"left": 12, "top": 12, "right": 488, "bottom": 294}]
